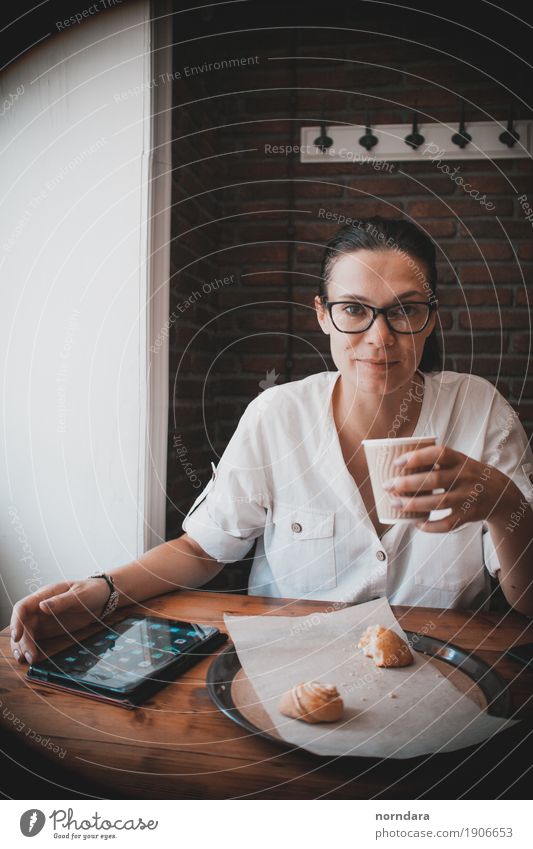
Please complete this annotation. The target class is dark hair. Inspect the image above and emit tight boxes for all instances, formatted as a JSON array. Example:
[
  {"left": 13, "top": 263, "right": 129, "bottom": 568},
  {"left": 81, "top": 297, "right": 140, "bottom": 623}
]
[{"left": 319, "top": 216, "right": 441, "bottom": 372}]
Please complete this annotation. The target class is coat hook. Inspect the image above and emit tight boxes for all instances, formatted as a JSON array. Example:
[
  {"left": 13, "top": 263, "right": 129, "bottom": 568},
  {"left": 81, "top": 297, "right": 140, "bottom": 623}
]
[
  {"left": 404, "top": 106, "right": 425, "bottom": 150},
  {"left": 451, "top": 100, "right": 472, "bottom": 149},
  {"left": 499, "top": 103, "right": 520, "bottom": 148},
  {"left": 313, "top": 119, "right": 333, "bottom": 153},
  {"left": 359, "top": 113, "right": 378, "bottom": 151}
]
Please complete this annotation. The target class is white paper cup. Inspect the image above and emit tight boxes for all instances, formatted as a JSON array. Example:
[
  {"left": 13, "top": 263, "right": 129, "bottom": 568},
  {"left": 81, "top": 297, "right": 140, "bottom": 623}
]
[{"left": 362, "top": 436, "right": 438, "bottom": 523}]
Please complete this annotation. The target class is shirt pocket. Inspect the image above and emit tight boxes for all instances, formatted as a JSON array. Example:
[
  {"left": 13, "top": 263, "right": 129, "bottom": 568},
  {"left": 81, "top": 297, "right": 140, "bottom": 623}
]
[
  {"left": 265, "top": 504, "right": 337, "bottom": 596},
  {"left": 413, "top": 523, "right": 482, "bottom": 593}
]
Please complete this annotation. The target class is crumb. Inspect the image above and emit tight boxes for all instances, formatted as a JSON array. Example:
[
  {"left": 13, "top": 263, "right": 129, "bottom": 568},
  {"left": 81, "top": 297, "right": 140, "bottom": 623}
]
[{"left": 388, "top": 692, "right": 397, "bottom": 698}]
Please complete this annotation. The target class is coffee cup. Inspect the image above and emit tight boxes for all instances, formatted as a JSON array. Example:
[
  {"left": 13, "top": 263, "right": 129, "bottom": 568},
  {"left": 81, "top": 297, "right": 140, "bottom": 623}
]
[{"left": 362, "top": 436, "right": 438, "bottom": 523}]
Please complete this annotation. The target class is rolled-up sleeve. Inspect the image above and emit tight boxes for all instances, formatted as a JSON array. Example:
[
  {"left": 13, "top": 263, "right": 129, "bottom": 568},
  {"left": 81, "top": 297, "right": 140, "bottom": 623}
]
[
  {"left": 481, "top": 390, "right": 533, "bottom": 577},
  {"left": 182, "top": 398, "right": 271, "bottom": 563}
]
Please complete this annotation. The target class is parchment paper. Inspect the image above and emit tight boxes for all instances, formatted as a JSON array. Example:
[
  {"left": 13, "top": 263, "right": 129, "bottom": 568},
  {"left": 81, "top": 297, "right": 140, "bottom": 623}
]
[{"left": 223, "top": 597, "right": 518, "bottom": 759}]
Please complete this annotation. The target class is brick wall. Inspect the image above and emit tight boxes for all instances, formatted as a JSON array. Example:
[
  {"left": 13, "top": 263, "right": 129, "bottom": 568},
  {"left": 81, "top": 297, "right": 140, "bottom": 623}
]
[
  {"left": 166, "top": 5, "right": 533, "bottom": 557},
  {"left": 166, "top": 37, "right": 225, "bottom": 539}
]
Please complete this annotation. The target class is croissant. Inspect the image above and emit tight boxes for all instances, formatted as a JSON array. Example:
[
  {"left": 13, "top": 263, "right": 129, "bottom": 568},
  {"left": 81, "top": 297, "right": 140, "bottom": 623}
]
[
  {"left": 278, "top": 681, "right": 344, "bottom": 723},
  {"left": 357, "top": 624, "right": 414, "bottom": 668}
]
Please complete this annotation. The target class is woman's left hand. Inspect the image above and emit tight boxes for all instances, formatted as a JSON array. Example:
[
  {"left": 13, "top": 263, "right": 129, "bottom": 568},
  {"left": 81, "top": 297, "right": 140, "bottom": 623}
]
[{"left": 382, "top": 444, "right": 510, "bottom": 532}]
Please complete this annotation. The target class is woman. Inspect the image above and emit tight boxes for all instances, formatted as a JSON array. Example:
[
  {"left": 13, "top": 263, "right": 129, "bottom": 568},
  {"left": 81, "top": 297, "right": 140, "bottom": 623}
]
[{"left": 10, "top": 217, "right": 533, "bottom": 665}]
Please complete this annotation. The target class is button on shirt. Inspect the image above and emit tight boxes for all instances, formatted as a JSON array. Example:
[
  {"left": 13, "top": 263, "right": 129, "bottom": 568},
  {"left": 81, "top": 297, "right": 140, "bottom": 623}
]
[{"left": 182, "top": 370, "right": 533, "bottom": 609}]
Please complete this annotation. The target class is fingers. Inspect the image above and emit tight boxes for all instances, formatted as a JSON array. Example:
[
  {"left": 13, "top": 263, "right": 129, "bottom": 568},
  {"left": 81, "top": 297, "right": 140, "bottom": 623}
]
[
  {"left": 384, "top": 469, "right": 452, "bottom": 495},
  {"left": 10, "top": 628, "right": 40, "bottom": 666},
  {"left": 9, "top": 581, "right": 75, "bottom": 664},
  {"left": 10, "top": 598, "right": 33, "bottom": 643},
  {"left": 393, "top": 444, "right": 457, "bottom": 471},
  {"left": 415, "top": 514, "right": 462, "bottom": 533}
]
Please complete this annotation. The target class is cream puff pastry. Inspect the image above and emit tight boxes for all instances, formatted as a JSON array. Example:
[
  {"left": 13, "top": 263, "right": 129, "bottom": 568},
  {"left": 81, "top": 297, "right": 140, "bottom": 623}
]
[{"left": 278, "top": 681, "right": 344, "bottom": 723}]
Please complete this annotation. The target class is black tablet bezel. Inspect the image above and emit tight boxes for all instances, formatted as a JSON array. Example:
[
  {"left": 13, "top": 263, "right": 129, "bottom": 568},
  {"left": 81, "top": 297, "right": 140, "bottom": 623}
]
[{"left": 26, "top": 614, "right": 227, "bottom": 704}]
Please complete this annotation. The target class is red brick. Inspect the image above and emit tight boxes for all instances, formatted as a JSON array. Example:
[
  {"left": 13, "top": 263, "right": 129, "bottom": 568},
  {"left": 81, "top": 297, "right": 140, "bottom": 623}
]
[
  {"left": 235, "top": 182, "right": 291, "bottom": 202},
  {"left": 300, "top": 199, "right": 402, "bottom": 218},
  {"left": 457, "top": 175, "right": 518, "bottom": 194},
  {"left": 168, "top": 323, "right": 201, "bottom": 348},
  {"left": 293, "top": 336, "right": 332, "bottom": 357},
  {"left": 222, "top": 120, "right": 295, "bottom": 140},
  {"left": 215, "top": 401, "right": 247, "bottom": 420},
  {"left": 411, "top": 63, "right": 487, "bottom": 86},
  {"left": 459, "top": 265, "right": 525, "bottom": 285},
  {"left": 234, "top": 93, "right": 294, "bottom": 114},
  {"left": 511, "top": 334, "right": 532, "bottom": 354},
  {"left": 459, "top": 220, "right": 533, "bottom": 239},
  {"left": 436, "top": 311, "right": 453, "bottom": 330},
  {"left": 292, "top": 310, "right": 323, "bottom": 332},
  {"left": 401, "top": 88, "right": 460, "bottom": 108},
  {"left": 408, "top": 198, "right": 513, "bottom": 217},
  {"left": 228, "top": 70, "right": 291, "bottom": 88},
  {"left": 238, "top": 311, "right": 289, "bottom": 331},
  {"left": 518, "top": 243, "right": 533, "bottom": 260},
  {"left": 403, "top": 160, "right": 495, "bottom": 176},
  {"left": 350, "top": 176, "right": 451, "bottom": 197},
  {"left": 420, "top": 219, "right": 456, "bottom": 238},
  {"left": 292, "top": 160, "right": 370, "bottom": 177},
  {"left": 444, "top": 243, "right": 512, "bottom": 261},
  {"left": 516, "top": 403, "right": 533, "bottom": 424},
  {"left": 459, "top": 311, "right": 530, "bottom": 330},
  {"left": 227, "top": 160, "right": 290, "bottom": 180},
  {"left": 296, "top": 244, "right": 326, "bottom": 263},
  {"left": 454, "top": 356, "right": 529, "bottom": 376},
  {"left": 236, "top": 222, "right": 292, "bottom": 241},
  {"left": 513, "top": 160, "right": 533, "bottom": 174},
  {"left": 297, "top": 66, "right": 400, "bottom": 88},
  {"left": 294, "top": 222, "right": 339, "bottom": 240},
  {"left": 297, "top": 92, "right": 348, "bottom": 111},
  {"left": 513, "top": 177, "right": 533, "bottom": 195},
  {"left": 224, "top": 244, "right": 289, "bottom": 264},
  {"left": 437, "top": 289, "right": 513, "bottom": 306},
  {"left": 235, "top": 354, "right": 287, "bottom": 374},
  {"left": 511, "top": 379, "right": 533, "bottom": 397},
  {"left": 440, "top": 334, "right": 507, "bottom": 354},
  {"left": 216, "top": 334, "right": 286, "bottom": 354},
  {"left": 294, "top": 181, "right": 344, "bottom": 198},
  {"left": 216, "top": 376, "right": 274, "bottom": 398},
  {"left": 516, "top": 289, "right": 533, "bottom": 306},
  {"left": 240, "top": 270, "right": 293, "bottom": 286}
]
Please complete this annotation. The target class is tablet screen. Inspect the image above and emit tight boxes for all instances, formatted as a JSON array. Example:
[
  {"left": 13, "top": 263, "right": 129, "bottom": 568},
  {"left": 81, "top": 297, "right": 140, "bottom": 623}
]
[{"left": 31, "top": 616, "right": 219, "bottom": 693}]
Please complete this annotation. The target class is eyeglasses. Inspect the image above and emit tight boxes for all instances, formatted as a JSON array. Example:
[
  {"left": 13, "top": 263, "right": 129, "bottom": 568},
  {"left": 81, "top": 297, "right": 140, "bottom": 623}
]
[{"left": 320, "top": 298, "right": 438, "bottom": 334}]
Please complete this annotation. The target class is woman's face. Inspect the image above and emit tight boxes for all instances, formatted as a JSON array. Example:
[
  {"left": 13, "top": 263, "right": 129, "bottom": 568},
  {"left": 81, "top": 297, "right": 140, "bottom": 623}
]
[{"left": 315, "top": 248, "right": 437, "bottom": 394}]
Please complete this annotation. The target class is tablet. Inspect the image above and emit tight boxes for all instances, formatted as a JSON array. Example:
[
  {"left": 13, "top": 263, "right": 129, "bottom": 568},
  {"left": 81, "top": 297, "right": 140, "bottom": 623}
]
[{"left": 27, "top": 614, "right": 227, "bottom": 708}]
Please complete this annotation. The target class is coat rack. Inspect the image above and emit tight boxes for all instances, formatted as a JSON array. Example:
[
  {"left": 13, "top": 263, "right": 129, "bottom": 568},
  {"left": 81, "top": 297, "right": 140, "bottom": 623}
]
[{"left": 299, "top": 119, "right": 533, "bottom": 162}]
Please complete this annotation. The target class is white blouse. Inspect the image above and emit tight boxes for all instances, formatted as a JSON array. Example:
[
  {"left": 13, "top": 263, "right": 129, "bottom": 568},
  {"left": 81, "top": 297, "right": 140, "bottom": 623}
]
[{"left": 182, "top": 370, "right": 533, "bottom": 610}]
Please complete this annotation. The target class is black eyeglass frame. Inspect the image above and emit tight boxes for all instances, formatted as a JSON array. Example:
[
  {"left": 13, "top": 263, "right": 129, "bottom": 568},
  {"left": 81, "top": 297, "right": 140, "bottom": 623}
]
[{"left": 320, "top": 297, "right": 439, "bottom": 335}]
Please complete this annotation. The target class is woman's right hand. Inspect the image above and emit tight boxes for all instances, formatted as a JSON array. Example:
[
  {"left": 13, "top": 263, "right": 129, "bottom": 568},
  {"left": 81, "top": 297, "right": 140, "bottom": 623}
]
[{"left": 9, "top": 579, "right": 112, "bottom": 666}]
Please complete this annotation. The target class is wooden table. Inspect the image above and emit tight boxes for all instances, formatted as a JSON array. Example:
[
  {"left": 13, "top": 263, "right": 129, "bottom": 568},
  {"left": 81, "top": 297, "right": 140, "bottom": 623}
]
[{"left": 1, "top": 590, "right": 533, "bottom": 799}]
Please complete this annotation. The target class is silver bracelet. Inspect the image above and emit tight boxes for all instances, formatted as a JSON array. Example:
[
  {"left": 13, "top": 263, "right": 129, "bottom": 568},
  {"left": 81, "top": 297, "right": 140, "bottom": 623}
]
[{"left": 87, "top": 572, "right": 120, "bottom": 619}]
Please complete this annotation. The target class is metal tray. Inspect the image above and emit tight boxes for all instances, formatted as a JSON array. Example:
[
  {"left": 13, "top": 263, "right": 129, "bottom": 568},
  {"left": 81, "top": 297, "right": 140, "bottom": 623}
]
[{"left": 206, "top": 631, "right": 513, "bottom": 754}]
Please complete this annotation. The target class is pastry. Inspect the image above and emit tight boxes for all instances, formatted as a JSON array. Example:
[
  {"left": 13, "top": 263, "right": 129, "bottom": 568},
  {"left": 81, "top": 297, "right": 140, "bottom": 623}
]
[
  {"left": 357, "top": 624, "right": 414, "bottom": 667},
  {"left": 278, "top": 681, "right": 344, "bottom": 723}
]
